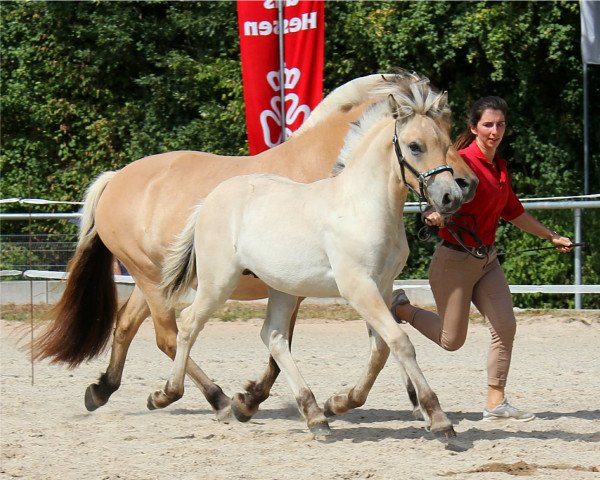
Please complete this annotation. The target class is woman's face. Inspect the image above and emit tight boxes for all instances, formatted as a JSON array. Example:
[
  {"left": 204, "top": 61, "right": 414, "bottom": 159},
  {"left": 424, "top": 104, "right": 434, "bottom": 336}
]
[{"left": 470, "top": 108, "right": 506, "bottom": 151}]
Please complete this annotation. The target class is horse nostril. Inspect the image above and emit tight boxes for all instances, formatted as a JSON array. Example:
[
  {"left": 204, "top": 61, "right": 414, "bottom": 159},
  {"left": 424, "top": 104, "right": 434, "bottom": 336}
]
[
  {"left": 455, "top": 178, "right": 468, "bottom": 191},
  {"left": 440, "top": 192, "right": 462, "bottom": 214}
]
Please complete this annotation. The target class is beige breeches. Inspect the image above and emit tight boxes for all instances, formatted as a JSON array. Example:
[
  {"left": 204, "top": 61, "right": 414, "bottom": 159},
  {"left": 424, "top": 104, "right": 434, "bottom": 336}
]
[{"left": 412, "top": 244, "right": 516, "bottom": 387}]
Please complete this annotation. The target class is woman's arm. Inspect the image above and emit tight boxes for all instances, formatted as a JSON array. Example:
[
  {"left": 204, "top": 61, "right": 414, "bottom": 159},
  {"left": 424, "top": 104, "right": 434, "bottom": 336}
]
[{"left": 509, "top": 211, "right": 573, "bottom": 252}]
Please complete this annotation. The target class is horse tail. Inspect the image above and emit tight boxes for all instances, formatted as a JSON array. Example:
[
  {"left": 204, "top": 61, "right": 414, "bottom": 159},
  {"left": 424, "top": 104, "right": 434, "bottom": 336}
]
[
  {"left": 33, "top": 171, "right": 118, "bottom": 368},
  {"left": 78, "top": 171, "right": 116, "bottom": 249},
  {"left": 161, "top": 203, "right": 203, "bottom": 305}
]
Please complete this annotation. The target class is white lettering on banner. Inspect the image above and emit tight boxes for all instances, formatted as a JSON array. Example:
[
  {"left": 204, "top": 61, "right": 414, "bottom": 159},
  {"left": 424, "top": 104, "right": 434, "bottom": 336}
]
[
  {"left": 263, "top": 0, "right": 300, "bottom": 9},
  {"left": 259, "top": 66, "right": 311, "bottom": 148},
  {"left": 243, "top": 12, "right": 318, "bottom": 37}
]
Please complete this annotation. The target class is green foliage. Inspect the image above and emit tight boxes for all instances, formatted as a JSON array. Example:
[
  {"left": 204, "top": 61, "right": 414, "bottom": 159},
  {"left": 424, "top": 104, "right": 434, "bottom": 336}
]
[
  {"left": 1, "top": 1, "right": 243, "bottom": 207},
  {"left": 0, "top": 244, "right": 40, "bottom": 271},
  {"left": 1, "top": 1, "right": 599, "bottom": 307}
]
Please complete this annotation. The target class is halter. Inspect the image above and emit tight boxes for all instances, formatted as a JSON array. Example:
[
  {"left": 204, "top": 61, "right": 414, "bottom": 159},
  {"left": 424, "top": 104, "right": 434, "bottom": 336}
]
[{"left": 392, "top": 123, "right": 454, "bottom": 205}]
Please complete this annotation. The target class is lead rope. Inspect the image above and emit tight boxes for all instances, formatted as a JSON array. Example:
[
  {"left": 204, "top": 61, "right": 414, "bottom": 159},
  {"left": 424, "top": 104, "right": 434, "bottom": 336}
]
[
  {"left": 418, "top": 212, "right": 585, "bottom": 258},
  {"left": 418, "top": 212, "right": 488, "bottom": 259}
]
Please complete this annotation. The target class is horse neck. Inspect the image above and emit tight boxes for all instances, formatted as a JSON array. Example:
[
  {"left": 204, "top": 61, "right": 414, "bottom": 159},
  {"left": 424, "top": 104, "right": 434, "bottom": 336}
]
[
  {"left": 336, "top": 120, "right": 408, "bottom": 221},
  {"left": 252, "top": 104, "right": 371, "bottom": 183}
]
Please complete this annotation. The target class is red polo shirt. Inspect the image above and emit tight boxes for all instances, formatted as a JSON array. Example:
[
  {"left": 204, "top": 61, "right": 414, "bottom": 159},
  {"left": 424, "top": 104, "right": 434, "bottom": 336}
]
[{"left": 439, "top": 140, "right": 524, "bottom": 247}]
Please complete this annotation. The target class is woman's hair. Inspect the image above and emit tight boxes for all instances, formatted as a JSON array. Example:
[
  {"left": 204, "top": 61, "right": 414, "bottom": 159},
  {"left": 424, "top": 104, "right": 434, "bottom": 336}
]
[{"left": 454, "top": 96, "right": 508, "bottom": 150}]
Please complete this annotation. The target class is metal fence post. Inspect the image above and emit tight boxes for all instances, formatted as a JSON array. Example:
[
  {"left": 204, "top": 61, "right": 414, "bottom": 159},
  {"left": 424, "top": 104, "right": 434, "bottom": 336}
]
[{"left": 574, "top": 208, "right": 582, "bottom": 309}]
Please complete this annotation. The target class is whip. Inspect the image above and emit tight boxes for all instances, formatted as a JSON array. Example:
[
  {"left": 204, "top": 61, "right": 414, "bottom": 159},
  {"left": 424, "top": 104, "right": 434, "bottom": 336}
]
[
  {"left": 417, "top": 225, "right": 587, "bottom": 257},
  {"left": 496, "top": 242, "right": 587, "bottom": 257}
]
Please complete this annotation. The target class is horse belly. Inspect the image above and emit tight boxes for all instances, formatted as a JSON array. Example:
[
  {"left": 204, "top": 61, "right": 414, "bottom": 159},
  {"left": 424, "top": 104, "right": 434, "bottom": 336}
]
[{"left": 239, "top": 236, "right": 340, "bottom": 298}]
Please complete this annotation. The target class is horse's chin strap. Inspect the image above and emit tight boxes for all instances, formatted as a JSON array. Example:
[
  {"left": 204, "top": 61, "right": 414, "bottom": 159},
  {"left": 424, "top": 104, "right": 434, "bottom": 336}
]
[{"left": 392, "top": 130, "right": 453, "bottom": 205}]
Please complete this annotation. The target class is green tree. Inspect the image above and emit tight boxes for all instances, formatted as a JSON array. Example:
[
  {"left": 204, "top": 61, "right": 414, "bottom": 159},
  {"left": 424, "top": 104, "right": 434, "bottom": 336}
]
[{"left": 1, "top": 1, "right": 243, "bottom": 207}]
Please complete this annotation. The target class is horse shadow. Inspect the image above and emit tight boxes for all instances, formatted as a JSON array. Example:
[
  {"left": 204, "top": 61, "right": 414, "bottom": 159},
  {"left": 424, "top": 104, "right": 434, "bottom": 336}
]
[
  {"left": 129, "top": 404, "right": 600, "bottom": 449},
  {"left": 319, "top": 407, "right": 600, "bottom": 448}
]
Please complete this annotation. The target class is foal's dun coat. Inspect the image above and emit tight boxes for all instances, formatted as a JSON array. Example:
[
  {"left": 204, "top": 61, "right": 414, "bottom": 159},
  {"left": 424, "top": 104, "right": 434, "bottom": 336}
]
[
  {"left": 33, "top": 72, "right": 477, "bottom": 431},
  {"left": 151, "top": 92, "right": 459, "bottom": 436}
]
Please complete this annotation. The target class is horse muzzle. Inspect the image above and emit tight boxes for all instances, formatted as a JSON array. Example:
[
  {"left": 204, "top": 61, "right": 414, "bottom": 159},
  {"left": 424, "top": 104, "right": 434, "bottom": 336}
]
[{"left": 426, "top": 177, "right": 463, "bottom": 214}]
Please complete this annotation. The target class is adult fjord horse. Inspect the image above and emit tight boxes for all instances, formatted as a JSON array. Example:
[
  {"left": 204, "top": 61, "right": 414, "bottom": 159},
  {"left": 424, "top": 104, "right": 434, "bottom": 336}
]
[
  {"left": 33, "top": 72, "right": 477, "bottom": 424},
  {"left": 153, "top": 89, "right": 460, "bottom": 436}
]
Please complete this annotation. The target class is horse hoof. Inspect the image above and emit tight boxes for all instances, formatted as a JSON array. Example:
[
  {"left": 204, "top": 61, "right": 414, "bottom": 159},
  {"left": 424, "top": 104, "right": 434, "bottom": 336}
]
[
  {"left": 146, "top": 390, "right": 171, "bottom": 410},
  {"left": 309, "top": 421, "right": 332, "bottom": 437},
  {"left": 231, "top": 392, "right": 258, "bottom": 423},
  {"left": 231, "top": 402, "right": 253, "bottom": 423},
  {"left": 431, "top": 424, "right": 457, "bottom": 439},
  {"left": 147, "top": 394, "right": 158, "bottom": 410},
  {"left": 323, "top": 399, "right": 335, "bottom": 417},
  {"left": 323, "top": 394, "right": 350, "bottom": 417},
  {"left": 84, "top": 385, "right": 104, "bottom": 412}
]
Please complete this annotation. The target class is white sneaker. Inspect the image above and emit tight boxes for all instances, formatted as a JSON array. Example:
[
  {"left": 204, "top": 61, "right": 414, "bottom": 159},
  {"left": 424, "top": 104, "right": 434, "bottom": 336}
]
[{"left": 483, "top": 398, "right": 536, "bottom": 422}]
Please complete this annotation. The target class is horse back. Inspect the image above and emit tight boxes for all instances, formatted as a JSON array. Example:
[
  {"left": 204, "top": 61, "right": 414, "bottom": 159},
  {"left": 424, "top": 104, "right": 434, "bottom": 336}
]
[{"left": 93, "top": 103, "right": 370, "bottom": 284}]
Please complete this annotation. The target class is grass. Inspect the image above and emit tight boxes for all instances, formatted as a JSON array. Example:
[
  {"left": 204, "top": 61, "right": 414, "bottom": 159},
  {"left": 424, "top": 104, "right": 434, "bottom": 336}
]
[
  {"left": 0, "top": 301, "right": 362, "bottom": 323},
  {"left": 2, "top": 302, "right": 596, "bottom": 324},
  {"left": 0, "top": 304, "right": 54, "bottom": 322}
]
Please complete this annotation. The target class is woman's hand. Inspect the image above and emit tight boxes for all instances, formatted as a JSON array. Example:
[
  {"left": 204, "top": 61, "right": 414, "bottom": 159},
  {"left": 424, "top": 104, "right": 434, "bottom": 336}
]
[
  {"left": 423, "top": 208, "right": 445, "bottom": 227},
  {"left": 549, "top": 232, "right": 573, "bottom": 253}
]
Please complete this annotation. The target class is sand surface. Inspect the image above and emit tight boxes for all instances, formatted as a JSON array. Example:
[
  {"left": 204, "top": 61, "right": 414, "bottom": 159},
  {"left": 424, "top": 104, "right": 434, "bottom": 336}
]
[{"left": 1, "top": 311, "right": 599, "bottom": 479}]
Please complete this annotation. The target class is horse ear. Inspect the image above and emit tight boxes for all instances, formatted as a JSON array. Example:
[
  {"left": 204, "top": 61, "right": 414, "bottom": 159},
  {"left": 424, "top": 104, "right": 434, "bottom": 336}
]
[
  {"left": 433, "top": 91, "right": 448, "bottom": 111},
  {"left": 388, "top": 94, "right": 399, "bottom": 119}
]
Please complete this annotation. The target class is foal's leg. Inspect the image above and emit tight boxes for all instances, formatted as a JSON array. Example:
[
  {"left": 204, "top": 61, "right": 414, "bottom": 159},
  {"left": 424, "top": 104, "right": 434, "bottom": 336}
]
[
  {"left": 231, "top": 297, "right": 303, "bottom": 422},
  {"left": 323, "top": 327, "right": 425, "bottom": 421},
  {"left": 260, "top": 290, "right": 330, "bottom": 435},
  {"left": 84, "top": 286, "right": 150, "bottom": 411},
  {"left": 148, "top": 268, "right": 241, "bottom": 410},
  {"left": 340, "top": 278, "right": 455, "bottom": 437},
  {"left": 145, "top": 282, "right": 232, "bottom": 417},
  {"left": 323, "top": 325, "right": 390, "bottom": 416}
]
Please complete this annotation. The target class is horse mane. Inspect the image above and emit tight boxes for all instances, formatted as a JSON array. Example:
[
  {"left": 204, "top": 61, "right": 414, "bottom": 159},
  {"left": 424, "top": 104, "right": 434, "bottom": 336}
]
[
  {"left": 331, "top": 71, "right": 450, "bottom": 176},
  {"left": 293, "top": 74, "right": 392, "bottom": 135}
]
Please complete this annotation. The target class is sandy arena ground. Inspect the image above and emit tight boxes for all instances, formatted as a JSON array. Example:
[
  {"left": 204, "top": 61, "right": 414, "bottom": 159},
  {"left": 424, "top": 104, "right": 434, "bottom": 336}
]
[{"left": 1, "top": 310, "right": 599, "bottom": 479}]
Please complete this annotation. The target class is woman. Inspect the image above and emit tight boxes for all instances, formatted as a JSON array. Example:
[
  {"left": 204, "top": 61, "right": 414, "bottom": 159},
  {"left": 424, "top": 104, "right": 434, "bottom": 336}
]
[{"left": 392, "top": 96, "right": 572, "bottom": 421}]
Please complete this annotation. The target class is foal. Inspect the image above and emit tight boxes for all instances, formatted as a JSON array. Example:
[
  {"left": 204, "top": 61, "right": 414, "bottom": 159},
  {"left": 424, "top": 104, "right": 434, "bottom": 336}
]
[{"left": 150, "top": 92, "right": 460, "bottom": 437}]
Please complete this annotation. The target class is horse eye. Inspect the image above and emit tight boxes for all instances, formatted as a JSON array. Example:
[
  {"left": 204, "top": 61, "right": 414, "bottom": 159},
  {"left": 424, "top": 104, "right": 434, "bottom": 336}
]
[{"left": 408, "top": 142, "right": 422, "bottom": 154}]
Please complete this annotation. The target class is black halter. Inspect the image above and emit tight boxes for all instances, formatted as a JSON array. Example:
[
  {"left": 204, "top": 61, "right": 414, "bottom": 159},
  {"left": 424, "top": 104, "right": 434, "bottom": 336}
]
[{"left": 392, "top": 125, "right": 454, "bottom": 205}]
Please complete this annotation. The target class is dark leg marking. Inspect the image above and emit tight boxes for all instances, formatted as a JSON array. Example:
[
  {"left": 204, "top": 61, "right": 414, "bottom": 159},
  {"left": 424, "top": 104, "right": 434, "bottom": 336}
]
[
  {"left": 84, "top": 373, "right": 119, "bottom": 412},
  {"left": 297, "top": 387, "right": 331, "bottom": 436}
]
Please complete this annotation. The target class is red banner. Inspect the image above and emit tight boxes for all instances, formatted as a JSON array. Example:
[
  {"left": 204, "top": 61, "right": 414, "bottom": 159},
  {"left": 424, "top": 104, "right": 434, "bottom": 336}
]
[{"left": 237, "top": 0, "right": 324, "bottom": 154}]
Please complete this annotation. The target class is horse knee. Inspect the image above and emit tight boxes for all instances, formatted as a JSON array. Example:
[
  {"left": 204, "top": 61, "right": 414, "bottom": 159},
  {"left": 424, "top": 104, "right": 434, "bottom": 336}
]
[{"left": 114, "top": 325, "right": 133, "bottom": 344}]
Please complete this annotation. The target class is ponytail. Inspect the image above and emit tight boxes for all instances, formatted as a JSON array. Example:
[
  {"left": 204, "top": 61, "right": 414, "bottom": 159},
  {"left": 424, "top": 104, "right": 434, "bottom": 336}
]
[{"left": 453, "top": 130, "right": 475, "bottom": 151}]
